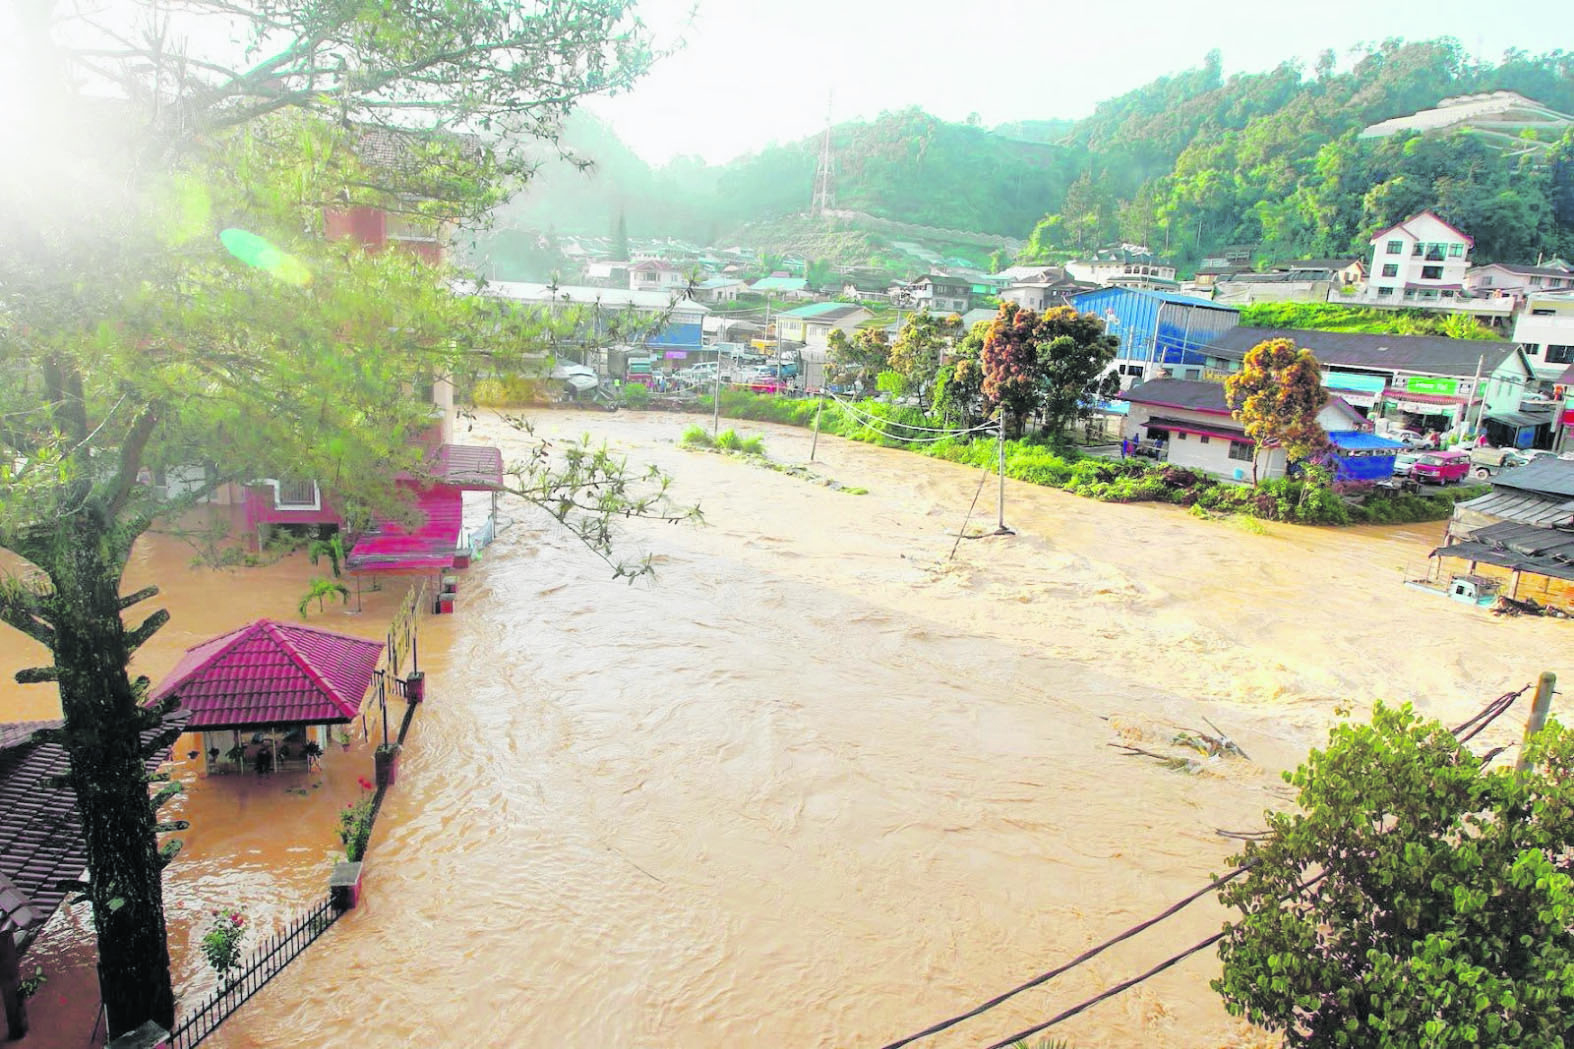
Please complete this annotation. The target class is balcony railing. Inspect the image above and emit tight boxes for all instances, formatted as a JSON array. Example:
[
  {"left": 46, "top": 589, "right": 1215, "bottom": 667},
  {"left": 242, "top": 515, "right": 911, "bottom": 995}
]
[{"left": 1326, "top": 289, "right": 1516, "bottom": 315}]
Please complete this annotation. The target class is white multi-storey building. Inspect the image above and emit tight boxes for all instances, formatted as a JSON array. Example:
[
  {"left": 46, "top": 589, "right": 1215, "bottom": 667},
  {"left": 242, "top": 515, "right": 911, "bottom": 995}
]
[
  {"left": 1361, "top": 211, "right": 1473, "bottom": 308},
  {"left": 1512, "top": 291, "right": 1574, "bottom": 385}
]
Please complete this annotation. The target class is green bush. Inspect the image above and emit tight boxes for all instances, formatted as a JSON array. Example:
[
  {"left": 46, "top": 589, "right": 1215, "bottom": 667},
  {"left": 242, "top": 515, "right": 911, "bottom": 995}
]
[
  {"left": 696, "top": 391, "right": 1464, "bottom": 528},
  {"left": 621, "top": 383, "right": 651, "bottom": 408},
  {"left": 679, "top": 424, "right": 714, "bottom": 448}
]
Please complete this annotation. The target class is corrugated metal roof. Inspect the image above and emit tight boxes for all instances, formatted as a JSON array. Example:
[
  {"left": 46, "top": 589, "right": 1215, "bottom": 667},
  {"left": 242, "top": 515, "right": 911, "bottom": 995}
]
[
  {"left": 1432, "top": 521, "right": 1574, "bottom": 583},
  {"left": 1119, "top": 378, "right": 1233, "bottom": 414},
  {"left": 347, "top": 483, "right": 465, "bottom": 573},
  {"left": 149, "top": 621, "right": 384, "bottom": 729},
  {"left": 750, "top": 277, "right": 808, "bottom": 292},
  {"left": 1072, "top": 287, "right": 1238, "bottom": 312},
  {"left": 1213, "top": 327, "right": 1519, "bottom": 377},
  {"left": 1491, "top": 456, "right": 1574, "bottom": 498},
  {"left": 428, "top": 443, "right": 503, "bottom": 489},
  {"left": 1455, "top": 490, "right": 1574, "bottom": 527},
  {"left": 779, "top": 302, "right": 864, "bottom": 320}
]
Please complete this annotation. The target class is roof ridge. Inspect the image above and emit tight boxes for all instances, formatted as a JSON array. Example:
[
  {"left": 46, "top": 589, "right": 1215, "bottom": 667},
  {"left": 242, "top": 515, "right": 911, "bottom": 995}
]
[
  {"left": 262, "top": 620, "right": 362, "bottom": 719},
  {"left": 151, "top": 620, "right": 261, "bottom": 702}
]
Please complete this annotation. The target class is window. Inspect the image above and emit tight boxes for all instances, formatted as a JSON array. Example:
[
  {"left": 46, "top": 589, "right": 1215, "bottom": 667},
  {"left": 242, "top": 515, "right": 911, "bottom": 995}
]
[
  {"left": 1387, "top": 239, "right": 1403, "bottom": 255},
  {"left": 1524, "top": 344, "right": 1540, "bottom": 355},
  {"left": 1532, "top": 308, "right": 1555, "bottom": 316},
  {"left": 1425, "top": 244, "right": 1445, "bottom": 261},
  {"left": 1548, "top": 345, "right": 1574, "bottom": 365},
  {"left": 1175, "top": 431, "right": 1188, "bottom": 440},
  {"left": 1199, "top": 434, "right": 1211, "bottom": 444},
  {"left": 1412, "top": 244, "right": 1424, "bottom": 257},
  {"left": 1382, "top": 263, "right": 1398, "bottom": 277},
  {"left": 1480, "top": 275, "right": 1494, "bottom": 286},
  {"left": 1532, "top": 276, "right": 1544, "bottom": 286},
  {"left": 1421, "top": 265, "right": 1443, "bottom": 280},
  {"left": 274, "top": 479, "right": 318, "bottom": 508},
  {"left": 1448, "top": 243, "right": 1463, "bottom": 257},
  {"left": 1228, "top": 442, "right": 1253, "bottom": 462},
  {"left": 1377, "top": 286, "right": 1394, "bottom": 297}
]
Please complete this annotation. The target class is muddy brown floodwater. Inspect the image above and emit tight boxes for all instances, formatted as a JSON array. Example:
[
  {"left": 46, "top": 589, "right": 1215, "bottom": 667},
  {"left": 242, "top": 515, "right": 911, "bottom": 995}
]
[{"left": 5, "top": 409, "right": 1568, "bottom": 1049}]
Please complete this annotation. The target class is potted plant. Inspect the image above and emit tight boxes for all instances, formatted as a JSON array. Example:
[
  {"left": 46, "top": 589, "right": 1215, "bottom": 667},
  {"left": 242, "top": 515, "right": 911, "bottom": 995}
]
[
  {"left": 302, "top": 740, "right": 324, "bottom": 769},
  {"left": 374, "top": 742, "right": 401, "bottom": 788},
  {"left": 335, "top": 729, "right": 352, "bottom": 752},
  {"left": 224, "top": 743, "right": 246, "bottom": 766}
]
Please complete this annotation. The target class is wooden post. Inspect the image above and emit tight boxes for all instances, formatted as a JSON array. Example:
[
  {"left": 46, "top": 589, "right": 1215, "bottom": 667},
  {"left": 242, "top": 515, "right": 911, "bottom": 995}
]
[{"left": 1516, "top": 672, "right": 1557, "bottom": 775}]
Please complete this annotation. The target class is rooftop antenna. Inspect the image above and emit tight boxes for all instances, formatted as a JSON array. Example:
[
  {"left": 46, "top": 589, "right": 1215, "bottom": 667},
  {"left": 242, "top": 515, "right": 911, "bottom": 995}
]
[{"left": 811, "top": 91, "right": 835, "bottom": 216}]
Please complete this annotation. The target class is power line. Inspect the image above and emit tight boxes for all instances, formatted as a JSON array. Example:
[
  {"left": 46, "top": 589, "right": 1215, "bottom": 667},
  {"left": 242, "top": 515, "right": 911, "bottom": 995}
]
[
  {"left": 876, "top": 686, "right": 1530, "bottom": 1049},
  {"left": 876, "top": 865, "right": 1253, "bottom": 1049}
]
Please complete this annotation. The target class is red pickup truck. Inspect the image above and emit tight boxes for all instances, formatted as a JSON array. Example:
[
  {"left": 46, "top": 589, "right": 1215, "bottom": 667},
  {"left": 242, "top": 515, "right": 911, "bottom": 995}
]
[{"left": 1410, "top": 450, "right": 1470, "bottom": 485}]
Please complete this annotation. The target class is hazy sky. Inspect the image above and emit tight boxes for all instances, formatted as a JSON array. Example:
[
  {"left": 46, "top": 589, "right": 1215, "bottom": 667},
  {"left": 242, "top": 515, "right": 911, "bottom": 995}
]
[{"left": 589, "top": 0, "right": 1565, "bottom": 166}]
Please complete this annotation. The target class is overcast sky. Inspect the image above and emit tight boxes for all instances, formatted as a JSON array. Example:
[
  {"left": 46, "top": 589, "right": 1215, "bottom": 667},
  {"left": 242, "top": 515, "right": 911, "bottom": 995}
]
[{"left": 588, "top": 0, "right": 1564, "bottom": 166}]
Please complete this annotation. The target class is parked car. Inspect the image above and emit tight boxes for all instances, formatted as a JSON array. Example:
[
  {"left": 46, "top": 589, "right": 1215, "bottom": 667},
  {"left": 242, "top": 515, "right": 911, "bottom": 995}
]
[
  {"left": 1469, "top": 446, "right": 1532, "bottom": 479},
  {"left": 1384, "top": 428, "right": 1426, "bottom": 448},
  {"left": 1392, "top": 452, "right": 1421, "bottom": 477},
  {"left": 1411, "top": 450, "right": 1471, "bottom": 485}
]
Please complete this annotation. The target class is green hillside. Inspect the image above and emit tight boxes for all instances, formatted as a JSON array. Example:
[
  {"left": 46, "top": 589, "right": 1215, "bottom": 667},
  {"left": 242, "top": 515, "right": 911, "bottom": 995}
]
[
  {"left": 1022, "top": 41, "right": 1574, "bottom": 266},
  {"left": 479, "top": 39, "right": 1574, "bottom": 274}
]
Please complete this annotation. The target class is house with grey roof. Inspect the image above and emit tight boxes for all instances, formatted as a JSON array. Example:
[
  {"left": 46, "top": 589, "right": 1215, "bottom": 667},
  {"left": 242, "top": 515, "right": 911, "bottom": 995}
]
[
  {"left": 1448, "top": 456, "right": 1574, "bottom": 539},
  {"left": 1201, "top": 328, "right": 1539, "bottom": 442},
  {"left": 1117, "top": 378, "right": 1371, "bottom": 482}
]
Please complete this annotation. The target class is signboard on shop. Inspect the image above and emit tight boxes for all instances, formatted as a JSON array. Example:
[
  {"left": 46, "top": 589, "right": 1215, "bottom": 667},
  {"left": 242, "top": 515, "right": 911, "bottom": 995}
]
[
  {"left": 664, "top": 351, "right": 688, "bottom": 359},
  {"left": 1403, "top": 375, "right": 1460, "bottom": 396}
]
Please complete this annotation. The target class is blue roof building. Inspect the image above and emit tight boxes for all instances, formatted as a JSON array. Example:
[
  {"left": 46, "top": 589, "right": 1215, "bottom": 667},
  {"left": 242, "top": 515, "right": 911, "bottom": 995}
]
[{"left": 1070, "top": 287, "right": 1240, "bottom": 382}]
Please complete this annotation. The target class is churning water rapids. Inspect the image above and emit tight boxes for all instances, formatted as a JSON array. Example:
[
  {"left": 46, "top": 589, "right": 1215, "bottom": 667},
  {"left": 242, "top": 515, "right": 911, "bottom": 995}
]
[{"left": 5, "top": 409, "right": 1570, "bottom": 1049}]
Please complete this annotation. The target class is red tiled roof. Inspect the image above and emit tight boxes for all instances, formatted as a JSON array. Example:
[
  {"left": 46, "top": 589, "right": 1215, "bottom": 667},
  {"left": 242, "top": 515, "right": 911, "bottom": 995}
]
[
  {"left": 0, "top": 711, "right": 187, "bottom": 944},
  {"left": 428, "top": 443, "right": 503, "bottom": 489},
  {"left": 346, "top": 483, "right": 464, "bottom": 573},
  {"left": 149, "top": 620, "right": 383, "bottom": 729}
]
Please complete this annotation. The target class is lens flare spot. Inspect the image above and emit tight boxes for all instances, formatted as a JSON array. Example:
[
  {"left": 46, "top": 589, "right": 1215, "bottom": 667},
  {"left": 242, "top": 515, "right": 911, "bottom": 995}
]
[{"left": 219, "top": 228, "right": 311, "bottom": 285}]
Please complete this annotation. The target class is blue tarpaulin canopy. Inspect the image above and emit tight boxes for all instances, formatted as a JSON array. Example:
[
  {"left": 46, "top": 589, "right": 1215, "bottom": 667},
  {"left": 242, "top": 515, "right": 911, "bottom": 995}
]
[
  {"left": 1327, "top": 430, "right": 1407, "bottom": 481},
  {"left": 1328, "top": 431, "right": 1408, "bottom": 451}
]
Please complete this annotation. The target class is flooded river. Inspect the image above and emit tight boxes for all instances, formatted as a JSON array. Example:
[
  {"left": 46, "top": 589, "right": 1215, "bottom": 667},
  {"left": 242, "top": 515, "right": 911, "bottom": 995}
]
[{"left": 5, "top": 409, "right": 1568, "bottom": 1049}]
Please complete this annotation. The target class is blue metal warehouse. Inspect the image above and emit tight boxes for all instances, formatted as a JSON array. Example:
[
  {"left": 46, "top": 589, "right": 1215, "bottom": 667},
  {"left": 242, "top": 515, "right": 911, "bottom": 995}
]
[{"left": 1071, "top": 287, "right": 1240, "bottom": 381}]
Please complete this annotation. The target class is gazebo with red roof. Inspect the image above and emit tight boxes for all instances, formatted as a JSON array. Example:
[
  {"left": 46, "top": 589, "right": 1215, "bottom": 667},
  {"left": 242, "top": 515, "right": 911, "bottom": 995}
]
[{"left": 149, "top": 619, "right": 384, "bottom": 775}]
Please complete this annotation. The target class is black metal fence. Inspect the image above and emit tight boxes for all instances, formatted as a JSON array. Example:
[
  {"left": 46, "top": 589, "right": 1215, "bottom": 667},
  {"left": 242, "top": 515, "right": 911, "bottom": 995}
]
[{"left": 168, "top": 895, "right": 340, "bottom": 1049}]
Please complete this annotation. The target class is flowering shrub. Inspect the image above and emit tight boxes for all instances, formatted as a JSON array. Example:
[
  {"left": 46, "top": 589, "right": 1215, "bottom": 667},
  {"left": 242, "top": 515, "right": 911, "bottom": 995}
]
[
  {"left": 338, "top": 777, "right": 376, "bottom": 861},
  {"left": 201, "top": 908, "right": 247, "bottom": 986}
]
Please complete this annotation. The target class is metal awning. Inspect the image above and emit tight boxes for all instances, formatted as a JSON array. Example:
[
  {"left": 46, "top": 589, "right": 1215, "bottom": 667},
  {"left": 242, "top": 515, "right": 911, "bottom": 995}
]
[{"left": 1487, "top": 410, "right": 1554, "bottom": 429}]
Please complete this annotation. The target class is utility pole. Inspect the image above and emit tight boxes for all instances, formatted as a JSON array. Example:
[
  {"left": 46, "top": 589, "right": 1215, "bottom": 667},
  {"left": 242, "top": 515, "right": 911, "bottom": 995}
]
[
  {"left": 1460, "top": 352, "right": 1485, "bottom": 437},
  {"left": 1516, "top": 671, "right": 1557, "bottom": 776},
  {"left": 712, "top": 353, "right": 722, "bottom": 437},
  {"left": 993, "top": 412, "right": 1014, "bottom": 536},
  {"left": 810, "top": 396, "right": 824, "bottom": 462}
]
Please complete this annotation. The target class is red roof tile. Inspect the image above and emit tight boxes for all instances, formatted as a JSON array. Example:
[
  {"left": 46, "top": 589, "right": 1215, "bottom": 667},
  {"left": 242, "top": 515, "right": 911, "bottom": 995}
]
[
  {"left": 149, "top": 620, "right": 384, "bottom": 729},
  {"left": 0, "top": 712, "right": 187, "bottom": 944}
]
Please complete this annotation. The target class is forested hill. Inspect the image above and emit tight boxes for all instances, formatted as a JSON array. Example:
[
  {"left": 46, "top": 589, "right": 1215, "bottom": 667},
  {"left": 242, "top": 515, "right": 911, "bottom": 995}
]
[
  {"left": 489, "top": 39, "right": 1574, "bottom": 268},
  {"left": 490, "top": 108, "right": 1075, "bottom": 243},
  {"left": 1023, "top": 41, "right": 1574, "bottom": 266}
]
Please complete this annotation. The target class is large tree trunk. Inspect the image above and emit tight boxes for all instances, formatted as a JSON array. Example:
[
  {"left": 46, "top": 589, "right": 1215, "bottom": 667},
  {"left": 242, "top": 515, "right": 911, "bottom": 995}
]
[{"left": 45, "top": 514, "right": 176, "bottom": 1038}]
